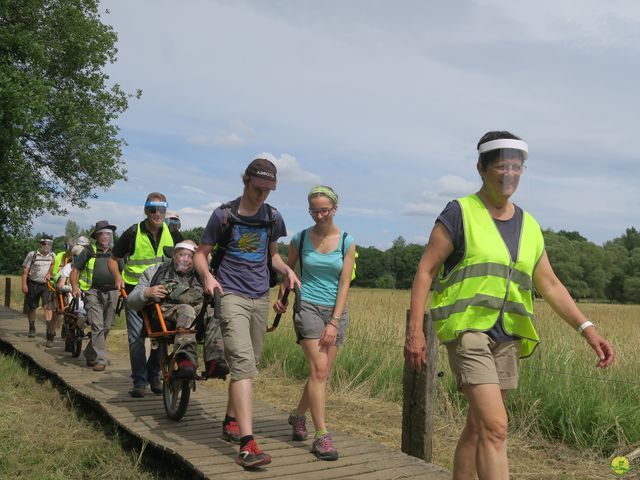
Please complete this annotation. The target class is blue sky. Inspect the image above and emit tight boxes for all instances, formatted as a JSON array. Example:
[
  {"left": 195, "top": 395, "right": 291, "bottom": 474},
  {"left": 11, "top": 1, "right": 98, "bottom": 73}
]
[{"left": 33, "top": 1, "right": 640, "bottom": 248}]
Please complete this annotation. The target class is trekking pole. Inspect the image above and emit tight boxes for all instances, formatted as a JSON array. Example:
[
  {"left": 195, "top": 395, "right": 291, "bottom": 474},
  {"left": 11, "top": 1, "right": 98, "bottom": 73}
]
[{"left": 267, "top": 284, "right": 300, "bottom": 332}]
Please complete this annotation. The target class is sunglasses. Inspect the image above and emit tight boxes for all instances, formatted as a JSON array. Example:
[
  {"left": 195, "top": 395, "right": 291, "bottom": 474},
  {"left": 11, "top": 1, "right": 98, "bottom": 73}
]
[{"left": 146, "top": 206, "right": 167, "bottom": 214}]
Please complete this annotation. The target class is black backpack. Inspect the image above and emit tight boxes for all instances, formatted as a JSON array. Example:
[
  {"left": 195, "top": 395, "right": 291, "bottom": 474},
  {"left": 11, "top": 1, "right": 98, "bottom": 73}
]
[{"left": 210, "top": 198, "right": 279, "bottom": 288}]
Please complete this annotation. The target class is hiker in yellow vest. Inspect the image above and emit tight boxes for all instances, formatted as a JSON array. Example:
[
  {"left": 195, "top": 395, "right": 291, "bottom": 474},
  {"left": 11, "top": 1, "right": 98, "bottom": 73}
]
[
  {"left": 405, "top": 131, "right": 615, "bottom": 480},
  {"left": 70, "top": 221, "right": 121, "bottom": 372},
  {"left": 109, "top": 193, "right": 183, "bottom": 397},
  {"left": 46, "top": 238, "right": 74, "bottom": 347}
]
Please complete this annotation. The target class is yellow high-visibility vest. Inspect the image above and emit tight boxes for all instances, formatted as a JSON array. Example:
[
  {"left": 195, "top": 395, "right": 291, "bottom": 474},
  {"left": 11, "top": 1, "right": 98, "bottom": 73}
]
[
  {"left": 122, "top": 223, "right": 174, "bottom": 286},
  {"left": 430, "top": 194, "right": 544, "bottom": 358}
]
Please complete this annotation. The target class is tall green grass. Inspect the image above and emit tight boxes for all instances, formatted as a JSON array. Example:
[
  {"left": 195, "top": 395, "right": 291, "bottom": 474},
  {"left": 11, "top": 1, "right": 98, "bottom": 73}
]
[{"left": 262, "top": 288, "right": 640, "bottom": 456}]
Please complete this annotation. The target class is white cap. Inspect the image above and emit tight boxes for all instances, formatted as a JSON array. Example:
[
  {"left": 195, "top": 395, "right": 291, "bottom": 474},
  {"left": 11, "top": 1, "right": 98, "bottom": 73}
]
[{"left": 174, "top": 241, "right": 196, "bottom": 253}]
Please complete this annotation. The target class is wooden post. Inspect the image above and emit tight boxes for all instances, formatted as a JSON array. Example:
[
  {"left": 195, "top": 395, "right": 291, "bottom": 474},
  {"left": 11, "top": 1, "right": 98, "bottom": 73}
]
[
  {"left": 4, "top": 277, "right": 10, "bottom": 307},
  {"left": 402, "top": 309, "right": 438, "bottom": 462}
]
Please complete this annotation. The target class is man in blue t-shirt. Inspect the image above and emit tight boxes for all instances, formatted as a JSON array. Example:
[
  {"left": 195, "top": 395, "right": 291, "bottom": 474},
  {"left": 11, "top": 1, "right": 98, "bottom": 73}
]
[{"left": 194, "top": 158, "right": 299, "bottom": 468}]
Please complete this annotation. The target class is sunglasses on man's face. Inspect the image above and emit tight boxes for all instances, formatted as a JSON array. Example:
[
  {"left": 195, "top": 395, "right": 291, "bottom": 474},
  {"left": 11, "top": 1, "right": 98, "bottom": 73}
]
[{"left": 146, "top": 206, "right": 167, "bottom": 214}]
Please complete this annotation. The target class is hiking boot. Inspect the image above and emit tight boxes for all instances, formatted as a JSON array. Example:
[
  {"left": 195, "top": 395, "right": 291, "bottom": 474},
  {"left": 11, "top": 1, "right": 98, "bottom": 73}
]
[
  {"left": 204, "top": 359, "right": 230, "bottom": 379},
  {"left": 93, "top": 364, "right": 106, "bottom": 372},
  {"left": 236, "top": 439, "right": 272, "bottom": 468},
  {"left": 288, "top": 413, "right": 308, "bottom": 441},
  {"left": 128, "top": 386, "right": 146, "bottom": 398},
  {"left": 173, "top": 358, "right": 197, "bottom": 379},
  {"left": 311, "top": 433, "right": 339, "bottom": 461},
  {"left": 149, "top": 377, "right": 163, "bottom": 394},
  {"left": 45, "top": 334, "right": 54, "bottom": 348},
  {"left": 28, "top": 324, "right": 36, "bottom": 338},
  {"left": 222, "top": 419, "right": 241, "bottom": 444},
  {"left": 86, "top": 359, "right": 97, "bottom": 367}
]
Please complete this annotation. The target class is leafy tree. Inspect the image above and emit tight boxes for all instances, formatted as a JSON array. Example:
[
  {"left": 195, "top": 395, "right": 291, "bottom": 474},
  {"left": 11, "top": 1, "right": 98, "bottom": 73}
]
[
  {"left": 352, "top": 246, "right": 386, "bottom": 287},
  {"left": 623, "top": 276, "right": 640, "bottom": 304},
  {"left": 0, "top": 0, "right": 139, "bottom": 235},
  {"left": 64, "top": 220, "right": 80, "bottom": 239},
  {"left": 375, "top": 273, "right": 395, "bottom": 289},
  {"left": 180, "top": 226, "right": 204, "bottom": 243}
]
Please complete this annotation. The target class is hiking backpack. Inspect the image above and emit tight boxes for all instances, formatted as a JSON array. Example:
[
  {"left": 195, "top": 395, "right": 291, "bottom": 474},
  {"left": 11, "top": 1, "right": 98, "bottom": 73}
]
[{"left": 210, "top": 198, "right": 280, "bottom": 288}]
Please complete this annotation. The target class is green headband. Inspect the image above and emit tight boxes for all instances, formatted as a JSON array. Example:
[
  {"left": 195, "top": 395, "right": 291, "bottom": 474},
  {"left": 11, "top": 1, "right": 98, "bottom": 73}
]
[{"left": 308, "top": 185, "right": 338, "bottom": 204}]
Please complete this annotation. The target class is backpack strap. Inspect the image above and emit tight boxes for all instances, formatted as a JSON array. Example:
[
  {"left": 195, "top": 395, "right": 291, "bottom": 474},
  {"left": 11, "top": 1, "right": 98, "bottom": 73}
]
[
  {"left": 299, "top": 230, "right": 348, "bottom": 276},
  {"left": 211, "top": 199, "right": 277, "bottom": 273},
  {"left": 298, "top": 229, "right": 307, "bottom": 275}
]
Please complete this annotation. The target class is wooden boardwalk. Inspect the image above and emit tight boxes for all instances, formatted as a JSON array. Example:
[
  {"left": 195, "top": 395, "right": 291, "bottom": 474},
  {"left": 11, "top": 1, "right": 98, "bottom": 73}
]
[{"left": 0, "top": 306, "right": 449, "bottom": 479}]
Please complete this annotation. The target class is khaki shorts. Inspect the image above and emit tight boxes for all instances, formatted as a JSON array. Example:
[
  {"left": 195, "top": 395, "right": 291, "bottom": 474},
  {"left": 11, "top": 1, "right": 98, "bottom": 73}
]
[
  {"left": 445, "top": 331, "right": 520, "bottom": 391},
  {"left": 219, "top": 293, "right": 269, "bottom": 381},
  {"left": 294, "top": 300, "right": 348, "bottom": 346}
]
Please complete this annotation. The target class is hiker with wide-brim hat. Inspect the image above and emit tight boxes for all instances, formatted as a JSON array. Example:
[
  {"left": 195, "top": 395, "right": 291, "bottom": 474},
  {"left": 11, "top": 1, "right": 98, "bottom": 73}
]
[
  {"left": 405, "top": 130, "right": 615, "bottom": 479},
  {"left": 70, "top": 220, "right": 122, "bottom": 372}
]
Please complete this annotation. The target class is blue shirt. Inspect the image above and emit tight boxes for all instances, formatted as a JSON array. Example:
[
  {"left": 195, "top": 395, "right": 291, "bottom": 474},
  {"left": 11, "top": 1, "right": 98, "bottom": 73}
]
[
  {"left": 292, "top": 228, "right": 354, "bottom": 306},
  {"left": 201, "top": 200, "right": 287, "bottom": 298}
]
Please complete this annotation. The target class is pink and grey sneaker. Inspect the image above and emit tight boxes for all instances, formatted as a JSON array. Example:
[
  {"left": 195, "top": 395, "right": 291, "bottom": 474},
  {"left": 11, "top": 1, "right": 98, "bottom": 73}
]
[
  {"left": 311, "top": 433, "right": 339, "bottom": 461},
  {"left": 236, "top": 439, "right": 272, "bottom": 468},
  {"left": 288, "top": 412, "right": 308, "bottom": 441}
]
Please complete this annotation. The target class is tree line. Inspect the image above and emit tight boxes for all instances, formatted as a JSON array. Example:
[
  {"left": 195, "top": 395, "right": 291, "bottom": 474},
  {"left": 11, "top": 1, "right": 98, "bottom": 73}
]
[{"left": 2, "top": 221, "right": 639, "bottom": 303}]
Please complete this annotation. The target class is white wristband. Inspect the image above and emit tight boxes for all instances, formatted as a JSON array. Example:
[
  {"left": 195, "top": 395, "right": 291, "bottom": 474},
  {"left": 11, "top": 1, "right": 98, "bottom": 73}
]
[{"left": 578, "top": 320, "right": 594, "bottom": 336}]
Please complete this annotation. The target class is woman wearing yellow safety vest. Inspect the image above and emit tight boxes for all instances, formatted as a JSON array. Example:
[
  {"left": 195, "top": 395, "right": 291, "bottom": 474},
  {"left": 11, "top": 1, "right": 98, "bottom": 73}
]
[{"left": 405, "top": 131, "right": 615, "bottom": 480}]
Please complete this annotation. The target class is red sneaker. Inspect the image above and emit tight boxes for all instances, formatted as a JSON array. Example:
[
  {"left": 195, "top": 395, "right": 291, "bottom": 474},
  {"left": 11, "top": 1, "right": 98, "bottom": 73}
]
[
  {"left": 222, "top": 419, "right": 241, "bottom": 444},
  {"left": 236, "top": 439, "right": 272, "bottom": 468}
]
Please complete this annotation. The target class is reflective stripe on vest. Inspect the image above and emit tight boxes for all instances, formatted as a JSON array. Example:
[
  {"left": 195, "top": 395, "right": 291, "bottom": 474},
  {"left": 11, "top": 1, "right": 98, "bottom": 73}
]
[
  {"left": 122, "top": 223, "right": 174, "bottom": 286},
  {"left": 78, "top": 245, "right": 96, "bottom": 292},
  {"left": 430, "top": 194, "right": 545, "bottom": 358}
]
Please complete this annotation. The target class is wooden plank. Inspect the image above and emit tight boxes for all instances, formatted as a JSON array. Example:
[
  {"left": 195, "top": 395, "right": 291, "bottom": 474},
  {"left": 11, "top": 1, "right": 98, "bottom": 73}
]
[{"left": 0, "top": 307, "right": 449, "bottom": 480}]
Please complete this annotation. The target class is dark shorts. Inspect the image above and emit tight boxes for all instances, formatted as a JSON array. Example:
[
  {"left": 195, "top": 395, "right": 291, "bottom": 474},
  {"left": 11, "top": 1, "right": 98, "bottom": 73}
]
[
  {"left": 26, "top": 280, "right": 52, "bottom": 310},
  {"left": 294, "top": 300, "right": 349, "bottom": 346}
]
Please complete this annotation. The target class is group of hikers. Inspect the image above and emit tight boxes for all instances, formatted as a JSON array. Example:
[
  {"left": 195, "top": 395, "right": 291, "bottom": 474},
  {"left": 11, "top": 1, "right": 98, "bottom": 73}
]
[{"left": 20, "top": 131, "right": 615, "bottom": 478}]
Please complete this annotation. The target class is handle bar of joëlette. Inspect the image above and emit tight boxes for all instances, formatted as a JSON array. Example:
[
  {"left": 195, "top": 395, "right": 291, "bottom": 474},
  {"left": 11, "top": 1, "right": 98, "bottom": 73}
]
[
  {"left": 189, "top": 287, "right": 222, "bottom": 332},
  {"left": 267, "top": 284, "right": 301, "bottom": 333}
]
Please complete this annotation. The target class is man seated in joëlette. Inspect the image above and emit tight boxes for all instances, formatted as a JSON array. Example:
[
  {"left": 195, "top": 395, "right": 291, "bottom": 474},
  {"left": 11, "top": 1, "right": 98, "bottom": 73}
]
[{"left": 126, "top": 240, "right": 228, "bottom": 379}]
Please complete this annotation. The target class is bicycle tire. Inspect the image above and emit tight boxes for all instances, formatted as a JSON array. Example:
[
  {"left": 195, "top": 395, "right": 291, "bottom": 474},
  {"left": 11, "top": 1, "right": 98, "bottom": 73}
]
[{"left": 161, "top": 343, "right": 191, "bottom": 421}]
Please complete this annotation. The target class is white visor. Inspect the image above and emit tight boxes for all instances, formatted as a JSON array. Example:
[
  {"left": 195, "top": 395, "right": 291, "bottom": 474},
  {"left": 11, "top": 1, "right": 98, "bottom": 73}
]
[
  {"left": 478, "top": 139, "right": 528, "bottom": 159},
  {"left": 95, "top": 228, "right": 113, "bottom": 235},
  {"left": 174, "top": 242, "right": 196, "bottom": 253}
]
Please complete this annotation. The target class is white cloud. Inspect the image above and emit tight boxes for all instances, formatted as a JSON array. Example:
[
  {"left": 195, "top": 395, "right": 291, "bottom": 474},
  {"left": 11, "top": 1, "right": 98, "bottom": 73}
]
[
  {"left": 403, "top": 175, "right": 479, "bottom": 216},
  {"left": 257, "top": 152, "right": 322, "bottom": 185},
  {"left": 187, "top": 132, "right": 245, "bottom": 148}
]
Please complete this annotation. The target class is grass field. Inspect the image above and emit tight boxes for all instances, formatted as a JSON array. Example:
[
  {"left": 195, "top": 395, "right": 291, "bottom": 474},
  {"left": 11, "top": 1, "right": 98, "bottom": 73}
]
[
  {"left": 0, "top": 351, "right": 158, "bottom": 479},
  {"left": 261, "top": 287, "right": 640, "bottom": 458}
]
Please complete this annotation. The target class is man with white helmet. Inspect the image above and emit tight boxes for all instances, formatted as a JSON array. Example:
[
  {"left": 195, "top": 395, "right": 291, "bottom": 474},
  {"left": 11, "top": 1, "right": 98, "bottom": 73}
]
[{"left": 126, "top": 240, "right": 227, "bottom": 379}]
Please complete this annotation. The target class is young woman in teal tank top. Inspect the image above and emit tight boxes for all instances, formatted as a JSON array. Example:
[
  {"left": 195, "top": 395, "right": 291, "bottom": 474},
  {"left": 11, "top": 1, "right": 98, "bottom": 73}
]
[{"left": 274, "top": 185, "right": 356, "bottom": 461}]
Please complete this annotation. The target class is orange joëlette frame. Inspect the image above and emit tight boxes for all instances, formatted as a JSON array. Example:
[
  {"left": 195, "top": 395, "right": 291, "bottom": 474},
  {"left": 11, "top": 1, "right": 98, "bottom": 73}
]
[{"left": 119, "top": 288, "right": 195, "bottom": 339}]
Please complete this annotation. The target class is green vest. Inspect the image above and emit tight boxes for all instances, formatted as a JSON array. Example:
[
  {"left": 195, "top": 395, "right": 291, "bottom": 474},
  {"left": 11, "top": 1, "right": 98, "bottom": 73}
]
[
  {"left": 77, "top": 245, "right": 95, "bottom": 291},
  {"left": 122, "top": 223, "right": 174, "bottom": 286},
  {"left": 51, "top": 251, "right": 65, "bottom": 283},
  {"left": 430, "top": 194, "right": 545, "bottom": 358}
]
